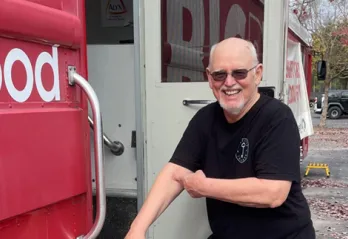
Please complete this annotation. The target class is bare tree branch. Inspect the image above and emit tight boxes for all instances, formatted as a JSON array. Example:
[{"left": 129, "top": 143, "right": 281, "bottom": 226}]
[{"left": 331, "top": 65, "right": 348, "bottom": 81}]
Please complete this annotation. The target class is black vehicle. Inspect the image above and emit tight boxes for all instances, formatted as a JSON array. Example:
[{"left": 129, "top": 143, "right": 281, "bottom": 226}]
[{"left": 314, "top": 90, "right": 348, "bottom": 119}]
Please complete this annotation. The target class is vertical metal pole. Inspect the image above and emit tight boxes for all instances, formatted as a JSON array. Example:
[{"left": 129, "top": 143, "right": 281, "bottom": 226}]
[{"left": 69, "top": 66, "right": 106, "bottom": 239}]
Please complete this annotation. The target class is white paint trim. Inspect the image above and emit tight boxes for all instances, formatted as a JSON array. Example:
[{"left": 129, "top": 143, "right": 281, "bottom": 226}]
[
  {"left": 133, "top": 0, "right": 147, "bottom": 212},
  {"left": 263, "top": 0, "right": 289, "bottom": 100},
  {"left": 289, "top": 12, "right": 312, "bottom": 46}
]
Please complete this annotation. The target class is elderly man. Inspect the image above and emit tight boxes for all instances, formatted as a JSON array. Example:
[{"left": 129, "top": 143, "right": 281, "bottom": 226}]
[{"left": 125, "top": 37, "right": 315, "bottom": 239}]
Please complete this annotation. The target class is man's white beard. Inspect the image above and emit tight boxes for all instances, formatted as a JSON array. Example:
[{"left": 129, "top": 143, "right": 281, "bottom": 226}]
[{"left": 219, "top": 98, "right": 245, "bottom": 115}]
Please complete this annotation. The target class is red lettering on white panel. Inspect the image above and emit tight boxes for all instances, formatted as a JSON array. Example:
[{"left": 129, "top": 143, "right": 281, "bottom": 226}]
[
  {"left": 286, "top": 60, "right": 301, "bottom": 79},
  {"left": 288, "top": 84, "right": 301, "bottom": 104}
]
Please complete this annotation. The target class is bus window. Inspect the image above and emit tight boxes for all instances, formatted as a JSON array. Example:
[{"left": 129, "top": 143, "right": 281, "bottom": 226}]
[{"left": 160, "top": 0, "right": 264, "bottom": 83}]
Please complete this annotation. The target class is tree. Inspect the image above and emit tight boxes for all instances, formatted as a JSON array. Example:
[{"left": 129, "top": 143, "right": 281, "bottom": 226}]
[
  {"left": 292, "top": 0, "right": 348, "bottom": 127},
  {"left": 290, "top": 0, "right": 316, "bottom": 26},
  {"left": 339, "top": 76, "right": 348, "bottom": 89}
]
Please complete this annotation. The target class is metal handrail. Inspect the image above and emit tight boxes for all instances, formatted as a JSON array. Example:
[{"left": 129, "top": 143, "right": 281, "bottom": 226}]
[
  {"left": 183, "top": 99, "right": 215, "bottom": 106},
  {"left": 68, "top": 66, "right": 106, "bottom": 239},
  {"left": 88, "top": 116, "right": 124, "bottom": 156}
]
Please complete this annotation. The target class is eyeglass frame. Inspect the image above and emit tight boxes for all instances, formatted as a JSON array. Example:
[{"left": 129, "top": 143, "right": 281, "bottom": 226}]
[{"left": 207, "top": 64, "right": 259, "bottom": 82}]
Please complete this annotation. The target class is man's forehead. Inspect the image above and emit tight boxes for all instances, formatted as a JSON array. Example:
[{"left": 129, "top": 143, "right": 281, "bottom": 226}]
[
  {"left": 210, "top": 47, "right": 252, "bottom": 70},
  {"left": 214, "top": 42, "right": 250, "bottom": 57},
  {"left": 215, "top": 38, "right": 250, "bottom": 51}
]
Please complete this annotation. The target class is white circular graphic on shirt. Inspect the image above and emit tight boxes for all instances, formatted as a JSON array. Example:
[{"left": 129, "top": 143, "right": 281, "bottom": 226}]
[{"left": 235, "top": 138, "right": 249, "bottom": 164}]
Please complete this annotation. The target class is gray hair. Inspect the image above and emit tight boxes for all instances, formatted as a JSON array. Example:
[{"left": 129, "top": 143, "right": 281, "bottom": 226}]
[{"left": 208, "top": 40, "right": 259, "bottom": 70}]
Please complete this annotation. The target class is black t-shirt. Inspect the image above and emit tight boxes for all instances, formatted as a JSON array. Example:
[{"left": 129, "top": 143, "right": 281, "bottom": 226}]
[{"left": 169, "top": 94, "right": 315, "bottom": 239}]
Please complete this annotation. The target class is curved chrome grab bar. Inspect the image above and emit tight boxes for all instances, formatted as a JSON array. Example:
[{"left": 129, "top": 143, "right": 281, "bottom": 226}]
[
  {"left": 68, "top": 66, "right": 106, "bottom": 239},
  {"left": 88, "top": 116, "right": 124, "bottom": 156},
  {"left": 183, "top": 99, "right": 215, "bottom": 106}
]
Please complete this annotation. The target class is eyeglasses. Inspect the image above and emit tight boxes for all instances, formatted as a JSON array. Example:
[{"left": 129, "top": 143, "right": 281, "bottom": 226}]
[{"left": 209, "top": 65, "right": 258, "bottom": 81}]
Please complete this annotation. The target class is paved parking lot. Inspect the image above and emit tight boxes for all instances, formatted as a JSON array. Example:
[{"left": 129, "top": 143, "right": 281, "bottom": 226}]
[
  {"left": 311, "top": 112, "right": 348, "bottom": 128},
  {"left": 301, "top": 113, "right": 348, "bottom": 239}
]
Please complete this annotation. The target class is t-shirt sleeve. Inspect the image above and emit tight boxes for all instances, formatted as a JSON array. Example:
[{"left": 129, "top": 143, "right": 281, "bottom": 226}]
[
  {"left": 253, "top": 114, "right": 301, "bottom": 182},
  {"left": 169, "top": 111, "right": 206, "bottom": 172}
]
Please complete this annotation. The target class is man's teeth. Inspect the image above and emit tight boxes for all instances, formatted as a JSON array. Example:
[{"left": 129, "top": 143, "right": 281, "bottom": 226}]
[{"left": 224, "top": 90, "right": 240, "bottom": 95}]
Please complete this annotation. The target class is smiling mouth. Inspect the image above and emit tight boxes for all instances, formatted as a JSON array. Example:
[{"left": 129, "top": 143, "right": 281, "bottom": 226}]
[{"left": 222, "top": 89, "right": 242, "bottom": 96}]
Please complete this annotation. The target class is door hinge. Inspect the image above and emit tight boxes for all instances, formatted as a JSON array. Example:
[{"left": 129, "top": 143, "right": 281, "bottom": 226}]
[{"left": 131, "top": 130, "right": 136, "bottom": 148}]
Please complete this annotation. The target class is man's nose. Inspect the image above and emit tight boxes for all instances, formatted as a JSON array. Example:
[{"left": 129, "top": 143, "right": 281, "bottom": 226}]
[{"left": 224, "top": 74, "right": 237, "bottom": 86}]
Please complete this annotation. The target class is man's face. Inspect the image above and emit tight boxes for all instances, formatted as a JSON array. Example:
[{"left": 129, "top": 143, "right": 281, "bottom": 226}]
[{"left": 207, "top": 45, "right": 262, "bottom": 116}]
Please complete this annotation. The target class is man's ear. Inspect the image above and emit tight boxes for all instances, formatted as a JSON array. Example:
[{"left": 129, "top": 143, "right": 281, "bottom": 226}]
[
  {"left": 206, "top": 68, "right": 210, "bottom": 76},
  {"left": 206, "top": 68, "right": 213, "bottom": 89},
  {"left": 255, "top": 64, "right": 263, "bottom": 86}
]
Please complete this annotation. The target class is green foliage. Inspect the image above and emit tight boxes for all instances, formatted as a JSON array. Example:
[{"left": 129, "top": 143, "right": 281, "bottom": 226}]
[{"left": 311, "top": 20, "right": 348, "bottom": 90}]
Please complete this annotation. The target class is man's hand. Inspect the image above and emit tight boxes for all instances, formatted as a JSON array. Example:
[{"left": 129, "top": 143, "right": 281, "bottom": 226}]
[{"left": 183, "top": 170, "right": 206, "bottom": 198}]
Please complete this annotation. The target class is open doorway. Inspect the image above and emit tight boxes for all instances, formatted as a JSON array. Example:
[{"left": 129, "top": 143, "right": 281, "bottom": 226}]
[{"left": 85, "top": 0, "right": 137, "bottom": 238}]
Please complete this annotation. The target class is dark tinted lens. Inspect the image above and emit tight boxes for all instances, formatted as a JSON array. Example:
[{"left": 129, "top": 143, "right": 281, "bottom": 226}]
[
  {"left": 211, "top": 72, "right": 227, "bottom": 81},
  {"left": 232, "top": 69, "right": 248, "bottom": 79}
]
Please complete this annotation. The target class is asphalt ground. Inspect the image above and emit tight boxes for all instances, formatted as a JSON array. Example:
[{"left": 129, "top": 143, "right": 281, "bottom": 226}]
[{"left": 301, "top": 112, "right": 348, "bottom": 239}]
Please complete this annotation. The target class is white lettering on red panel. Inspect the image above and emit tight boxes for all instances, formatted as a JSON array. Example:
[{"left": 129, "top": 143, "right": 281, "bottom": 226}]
[
  {"left": 0, "top": 46, "right": 60, "bottom": 103},
  {"left": 163, "top": 0, "right": 263, "bottom": 82}
]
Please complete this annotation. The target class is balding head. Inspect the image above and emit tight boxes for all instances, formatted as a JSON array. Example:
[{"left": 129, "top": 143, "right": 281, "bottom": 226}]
[
  {"left": 205, "top": 37, "right": 263, "bottom": 122},
  {"left": 208, "top": 38, "right": 259, "bottom": 70}
]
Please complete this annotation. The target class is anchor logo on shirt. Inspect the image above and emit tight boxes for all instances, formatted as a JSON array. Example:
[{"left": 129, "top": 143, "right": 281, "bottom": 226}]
[{"left": 235, "top": 138, "right": 249, "bottom": 163}]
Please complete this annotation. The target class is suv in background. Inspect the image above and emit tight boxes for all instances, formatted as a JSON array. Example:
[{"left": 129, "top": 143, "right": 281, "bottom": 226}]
[{"left": 314, "top": 90, "right": 348, "bottom": 119}]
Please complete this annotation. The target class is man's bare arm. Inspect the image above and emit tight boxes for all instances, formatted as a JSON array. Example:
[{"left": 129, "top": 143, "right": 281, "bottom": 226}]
[
  {"left": 197, "top": 176, "right": 291, "bottom": 208},
  {"left": 127, "top": 162, "right": 193, "bottom": 235},
  {"left": 183, "top": 171, "right": 291, "bottom": 208}
]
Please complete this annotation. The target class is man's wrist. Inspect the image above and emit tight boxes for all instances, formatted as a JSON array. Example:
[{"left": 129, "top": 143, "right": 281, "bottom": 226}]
[
  {"left": 199, "top": 177, "right": 210, "bottom": 197},
  {"left": 130, "top": 220, "right": 147, "bottom": 234}
]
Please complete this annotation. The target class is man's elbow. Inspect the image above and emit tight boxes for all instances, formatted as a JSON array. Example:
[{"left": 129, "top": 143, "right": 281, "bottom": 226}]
[
  {"left": 268, "top": 188, "right": 289, "bottom": 208},
  {"left": 269, "top": 197, "right": 286, "bottom": 208},
  {"left": 259, "top": 179, "right": 291, "bottom": 208},
  {"left": 168, "top": 163, "right": 194, "bottom": 184}
]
